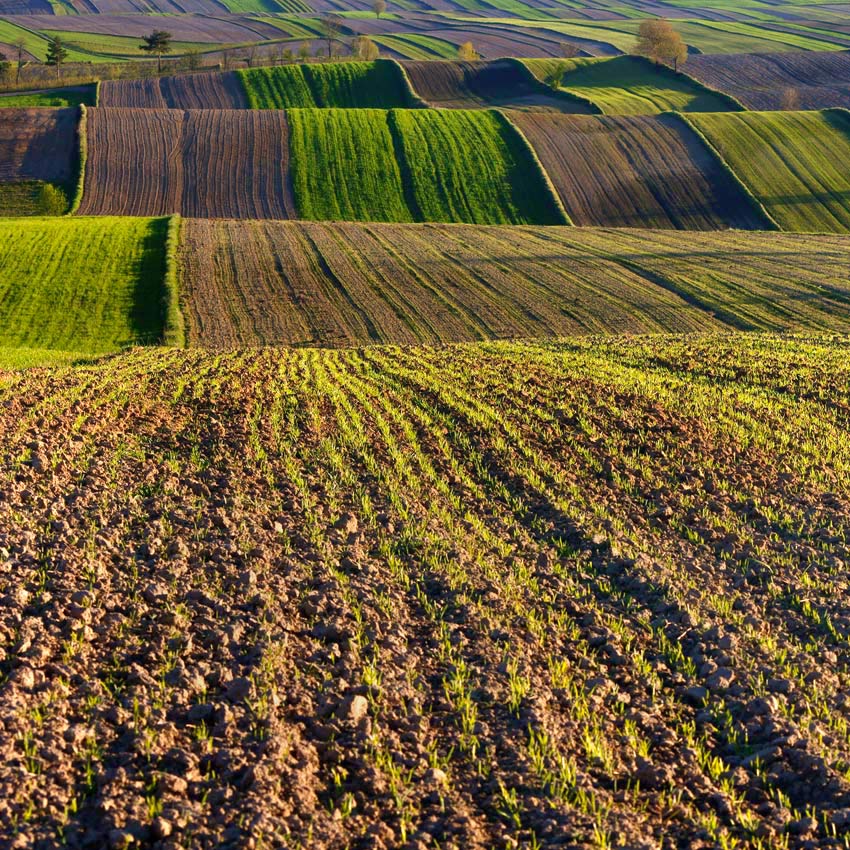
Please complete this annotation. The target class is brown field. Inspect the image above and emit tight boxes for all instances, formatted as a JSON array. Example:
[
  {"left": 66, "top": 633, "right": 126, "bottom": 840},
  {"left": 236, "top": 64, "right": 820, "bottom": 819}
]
[
  {"left": 686, "top": 51, "right": 850, "bottom": 110},
  {"left": 0, "top": 107, "right": 77, "bottom": 183},
  {"left": 179, "top": 219, "right": 850, "bottom": 348},
  {"left": 98, "top": 71, "right": 248, "bottom": 110},
  {"left": 4, "top": 334, "right": 850, "bottom": 848},
  {"left": 78, "top": 108, "right": 294, "bottom": 218},
  {"left": 403, "top": 59, "right": 593, "bottom": 112},
  {"left": 511, "top": 113, "right": 767, "bottom": 230}
]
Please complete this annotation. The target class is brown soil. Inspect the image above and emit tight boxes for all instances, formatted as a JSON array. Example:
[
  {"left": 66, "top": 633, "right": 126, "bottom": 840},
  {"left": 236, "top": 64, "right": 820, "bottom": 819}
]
[
  {"left": 77, "top": 108, "right": 295, "bottom": 218},
  {"left": 512, "top": 113, "right": 767, "bottom": 230},
  {"left": 1, "top": 335, "right": 850, "bottom": 849},
  {"left": 0, "top": 107, "right": 78, "bottom": 184},
  {"left": 98, "top": 72, "right": 248, "bottom": 110}
]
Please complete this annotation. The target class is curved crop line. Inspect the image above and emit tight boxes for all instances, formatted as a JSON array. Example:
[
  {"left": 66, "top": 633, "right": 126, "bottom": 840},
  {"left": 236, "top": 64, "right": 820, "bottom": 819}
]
[
  {"left": 672, "top": 111, "right": 780, "bottom": 231},
  {"left": 494, "top": 109, "right": 571, "bottom": 226},
  {"left": 507, "top": 57, "right": 602, "bottom": 114},
  {"left": 162, "top": 214, "right": 186, "bottom": 349},
  {"left": 66, "top": 103, "right": 87, "bottom": 216},
  {"left": 387, "top": 58, "right": 430, "bottom": 109}
]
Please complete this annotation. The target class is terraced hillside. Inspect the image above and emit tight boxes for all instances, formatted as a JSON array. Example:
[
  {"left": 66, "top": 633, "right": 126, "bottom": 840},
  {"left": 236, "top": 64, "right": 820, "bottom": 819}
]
[
  {"left": 287, "top": 107, "right": 565, "bottom": 225},
  {"left": 99, "top": 72, "right": 248, "bottom": 109},
  {"left": 239, "top": 60, "right": 419, "bottom": 109},
  {"left": 4, "top": 334, "right": 850, "bottom": 849},
  {"left": 686, "top": 51, "right": 850, "bottom": 111},
  {"left": 179, "top": 221, "right": 850, "bottom": 347},
  {"left": 511, "top": 113, "right": 765, "bottom": 230},
  {"left": 78, "top": 108, "right": 295, "bottom": 218},
  {"left": 523, "top": 56, "right": 739, "bottom": 115},
  {"left": 0, "top": 216, "right": 170, "bottom": 364},
  {"left": 687, "top": 109, "right": 850, "bottom": 233},
  {"left": 0, "top": 108, "right": 78, "bottom": 215},
  {"left": 403, "top": 59, "right": 592, "bottom": 112}
]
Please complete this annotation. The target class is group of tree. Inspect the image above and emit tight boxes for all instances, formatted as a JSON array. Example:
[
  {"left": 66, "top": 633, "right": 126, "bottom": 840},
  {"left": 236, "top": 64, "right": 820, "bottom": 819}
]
[{"left": 633, "top": 18, "right": 687, "bottom": 71}]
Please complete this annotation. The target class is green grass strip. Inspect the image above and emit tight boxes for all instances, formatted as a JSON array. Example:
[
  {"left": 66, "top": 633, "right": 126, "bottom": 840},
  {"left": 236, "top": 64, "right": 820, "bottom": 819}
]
[
  {"left": 67, "top": 103, "right": 87, "bottom": 216},
  {"left": 162, "top": 215, "right": 185, "bottom": 348}
]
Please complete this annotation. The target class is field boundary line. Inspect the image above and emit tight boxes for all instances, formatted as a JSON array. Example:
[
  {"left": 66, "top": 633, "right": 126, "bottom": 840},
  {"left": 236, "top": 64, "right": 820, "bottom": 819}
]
[
  {"left": 496, "top": 109, "right": 571, "bottom": 226},
  {"left": 387, "top": 59, "right": 430, "bottom": 108},
  {"left": 507, "top": 57, "right": 602, "bottom": 114},
  {"left": 672, "top": 111, "right": 780, "bottom": 231},
  {"left": 162, "top": 214, "right": 185, "bottom": 348},
  {"left": 67, "top": 103, "right": 87, "bottom": 216},
  {"left": 641, "top": 56, "right": 748, "bottom": 112}
]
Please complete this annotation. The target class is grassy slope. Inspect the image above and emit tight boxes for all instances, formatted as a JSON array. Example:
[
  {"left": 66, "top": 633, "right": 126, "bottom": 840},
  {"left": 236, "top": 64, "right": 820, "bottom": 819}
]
[
  {"left": 523, "top": 56, "right": 736, "bottom": 115},
  {"left": 687, "top": 110, "right": 850, "bottom": 233},
  {"left": 389, "top": 109, "right": 565, "bottom": 225},
  {"left": 287, "top": 108, "right": 413, "bottom": 222},
  {"left": 0, "top": 182, "right": 69, "bottom": 216},
  {"left": 0, "top": 216, "right": 170, "bottom": 361},
  {"left": 239, "top": 61, "right": 416, "bottom": 108}
]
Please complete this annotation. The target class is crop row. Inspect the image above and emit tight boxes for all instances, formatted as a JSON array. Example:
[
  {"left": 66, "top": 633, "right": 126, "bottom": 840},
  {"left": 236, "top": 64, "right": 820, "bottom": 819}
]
[
  {"left": 2, "top": 333, "right": 850, "bottom": 848},
  {"left": 3, "top": 215, "right": 850, "bottom": 367}
]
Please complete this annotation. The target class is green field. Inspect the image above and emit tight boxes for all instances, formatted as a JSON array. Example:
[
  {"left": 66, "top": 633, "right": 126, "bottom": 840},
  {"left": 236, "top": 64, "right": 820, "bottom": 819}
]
[
  {"left": 239, "top": 60, "right": 417, "bottom": 109},
  {"left": 42, "top": 30, "right": 211, "bottom": 59},
  {"left": 523, "top": 56, "right": 737, "bottom": 114},
  {"left": 0, "top": 19, "right": 118, "bottom": 63},
  {"left": 373, "top": 34, "right": 459, "bottom": 59},
  {"left": 687, "top": 110, "right": 850, "bottom": 233},
  {"left": 288, "top": 108, "right": 413, "bottom": 222},
  {"left": 0, "top": 182, "right": 69, "bottom": 216},
  {"left": 0, "top": 217, "right": 171, "bottom": 364},
  {"left": 390, "top": 109, "right": 565, "bottom": 225},
  {"left": 0, "top": 86, "right": 96, "bottom": 108},
  {"left": 287, "top": 107, "right": 565, "bottom": 224}
]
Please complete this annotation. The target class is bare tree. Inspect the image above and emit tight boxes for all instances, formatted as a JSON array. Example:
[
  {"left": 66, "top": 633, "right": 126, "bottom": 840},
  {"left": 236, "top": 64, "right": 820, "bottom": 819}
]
[
  {"left": 320, "top": 14, "right": 344, "bottom": 59},
  {"left": 14, "top": 38, "right": 26, "bottom": 86},
  {"left": 243, "top": 44, "right": 258, "bottom": 68},
  {"left": 780, "top": 87, "right": 800, "bottom": 111},
  {"left": 353, "top": 35, "right": 379, "bottom": 61}
]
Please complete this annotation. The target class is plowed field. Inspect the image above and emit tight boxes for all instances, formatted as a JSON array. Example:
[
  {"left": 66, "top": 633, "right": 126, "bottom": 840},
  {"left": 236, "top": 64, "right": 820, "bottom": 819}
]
[
  {"left": 511, "top": 113, "right": 766, "bottom": 230},
  {"left": 0, "top": 107, "right": 77, "bottom": 183},
  {"left": 4, "top": 333, "right": 850, "bottom": 849},
  {"left": 98, "top": 72, "right": 248, "bottom": 109},
  {"left": 178, "top": 220, "right": 850, "bottom": 347},
  {"left": 402, "top": 59, "right": 592, "bottom": 112},
  {"left": 687, "top": 51, "right": 850, "bottom": 110},
  {"left": 77, "top": 108, "right": 295, "bottom": 219}
]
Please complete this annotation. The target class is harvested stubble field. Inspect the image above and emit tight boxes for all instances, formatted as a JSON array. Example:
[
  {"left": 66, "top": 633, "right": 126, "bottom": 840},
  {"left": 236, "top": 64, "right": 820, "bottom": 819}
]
[
  {"left": 0, "top": 216, "right": 169, "bottom": 358},
  {"left": 523, "top": 56, "right": 736, "bottom": 115},
  {"left": 3, "top": 333, "right": 850, "bottom": 848},
  {"left": 402, "top": 59, "right": 592, "bottom": 111},
  {"left": 687, "top": 109, "right": 850, "bottom": 233},
  {"left": 78, "top": 108, "right": 296, "bottom": 218},
  {"left": 239, "top": 60, "right": 418, "bottom": 109},
  {"left": 511, "top": 113, "right": 765, "bottom": 230},
  {"left": 686, "top": 51, "right": 850, "bottom": 111},
  {"left": 98, "top": 73, "right": 248, "bottom": 110},
  {"left": 178, "top": 220, "right": 850, "bottom": 347}
]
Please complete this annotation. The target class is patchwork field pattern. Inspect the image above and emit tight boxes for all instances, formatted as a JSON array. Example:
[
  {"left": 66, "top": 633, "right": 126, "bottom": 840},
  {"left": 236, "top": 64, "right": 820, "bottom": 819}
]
[
  {"left": 78, "top": 108, "right": 296, "bottom": 218},
  {"left": 239, "top": 60, "right": 418, "bottom": 109},
  {"left": 523, "top": 56, "right": 738, "bottom": 114},
  {"left": 402, "top": 59, "right": 592, "bottom": 111},
  {"left": 512, "top": 113, "right": 766, "bottom": 229},
  {"left": 0, "top": 216, "right": 168, "bottom": 356},
  {"left": 687, "top": 109, "right": 850, "bottom": 233},
  {"left": 5, "top": 334, "right": 850, "bottom": 848},
  {"left": 99, "top": 72, "right": 249, "bottom": 109},
  {"left": 686, "top": 51, "right": 850, "bottom": 111},
  {"left": 179, "top": 220, "right": 850, "bottom": 347}
]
